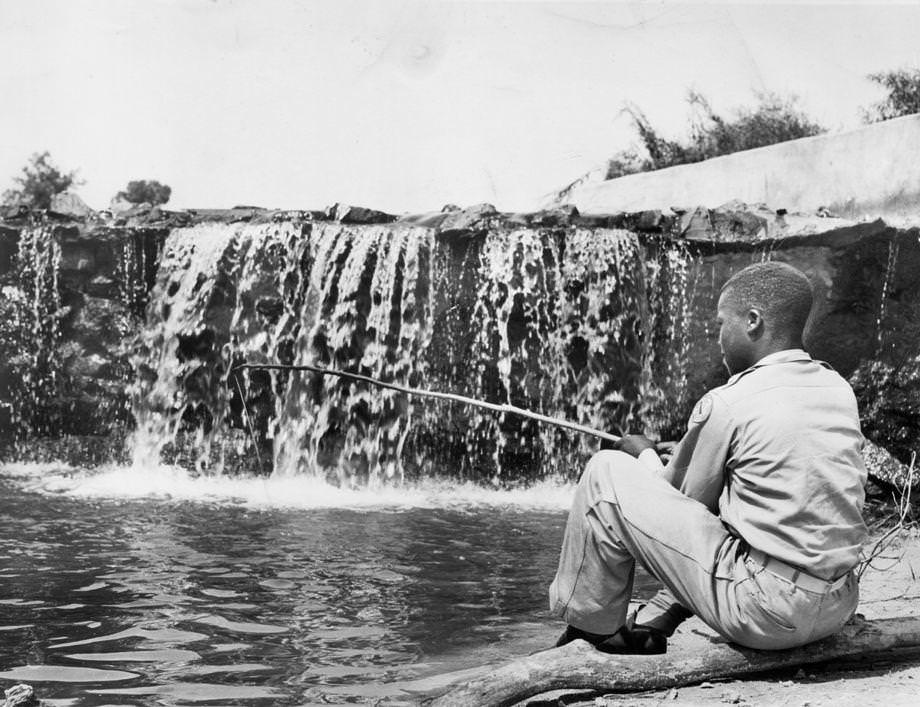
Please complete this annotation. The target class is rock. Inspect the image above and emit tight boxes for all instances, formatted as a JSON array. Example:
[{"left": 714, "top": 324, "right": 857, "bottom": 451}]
[
  {"left": 1, "top": 203, "right": 31, "bottom": 220},
  {"left": 634, "top": 208, "right": 664, "bottom": 231},
  {"left": 505, "top": 205, "right": 580, "bottom": 229},
  {"left": 851, "top": 358, "right": 920, "bottom": 469},
  {"left": 396, "top": 210, "right": 453, "bottom": 229},
  {"left": 862, "top": 437, "right": 918, "bottom": 491},
  {"left": 59, "top": 242, "right": 96, "bottom": 274},
  {"left": 49, "top": 192, "right": 93, "bottom": 220},
  {"left": 68, "top": 296, "right": 131, "bottom": 354},
  {"left": 255, "top": 296, "right": 285, "bottom": 323},
  {"left": 506, "top": 211, "right": 533, "bottom": 227},
  {"left": 438, "top": 203, "right": 500, "bottom": 237},
  {"left": 709, "top": 201, "right": 769, "bottom": 241},
  {"left": 3, "top": 683, "right": 37, "bottom": 706},
  {"left": 0, "top": 227, "right": 19, "bottom": 276},
  {"left": 159, "top": 209, "right": 193, "bottom": 227},
  {"left": 121, "top": 203, "right": 152, "bottom": 220},
  {"left": 109, "top": 193, "right": 135, "bottom": 215},
  {"left": 327, "top": 203, "right": 397, "bottom": 224},
  {"left": 678, "top": 206, "right": 713, "bottom": 240},
  {"left": 531, "top": 204, "right": 580, "bottom": 227}
]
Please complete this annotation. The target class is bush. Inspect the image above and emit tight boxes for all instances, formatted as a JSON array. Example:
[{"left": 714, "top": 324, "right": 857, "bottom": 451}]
[
  {"left": 604, "top": 92, "right": 825, "bottom": 180},
  {"left": 863, "top": 68, "right": 920, "bottom": 123},
  {"left": 115, "top": 179, "right": 172, "bottom": 206},
  {"left": 2, "top": 151, "right": 82, "bottom": 210}
]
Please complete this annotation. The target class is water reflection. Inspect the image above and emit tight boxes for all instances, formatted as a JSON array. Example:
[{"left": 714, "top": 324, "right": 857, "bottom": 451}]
[{"left": 0, "top": 469, "right": 657, "bottom": 704}]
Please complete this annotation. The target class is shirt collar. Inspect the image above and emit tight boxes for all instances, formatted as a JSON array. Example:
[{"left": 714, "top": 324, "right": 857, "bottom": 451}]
[
  {"left": 752, "top": 348, "right": 812, "bottom": 368},
  {"left": 725, "top": 349, "right": 812, "bottom": 386}
]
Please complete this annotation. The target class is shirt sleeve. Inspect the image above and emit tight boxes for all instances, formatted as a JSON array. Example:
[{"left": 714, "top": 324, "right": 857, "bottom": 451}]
[{"left": 660, "top": 392, "right": 734, "bottom": 513}]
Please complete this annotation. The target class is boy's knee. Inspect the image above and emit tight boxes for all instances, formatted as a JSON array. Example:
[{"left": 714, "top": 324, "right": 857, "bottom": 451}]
[
  {"left": 579, "top": 450, "right": 641, "bottom": 495},
  {"left": 585, "top": 450, "right": 638, "bottom": 478}
]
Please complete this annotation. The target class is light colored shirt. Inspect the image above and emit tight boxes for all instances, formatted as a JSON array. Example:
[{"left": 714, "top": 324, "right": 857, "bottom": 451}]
[{"left": 661, "top": 349, "right": 868, "bottom": 580}]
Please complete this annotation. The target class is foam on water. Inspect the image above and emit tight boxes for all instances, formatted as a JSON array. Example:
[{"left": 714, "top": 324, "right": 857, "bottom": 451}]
[{"left": 0, "top": 462, "right": 574, "bottom": 511}]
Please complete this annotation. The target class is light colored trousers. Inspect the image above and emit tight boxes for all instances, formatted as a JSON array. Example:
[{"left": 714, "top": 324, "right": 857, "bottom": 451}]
[{"left": 549, "top": 451, "right": 859, "bottom": 650}]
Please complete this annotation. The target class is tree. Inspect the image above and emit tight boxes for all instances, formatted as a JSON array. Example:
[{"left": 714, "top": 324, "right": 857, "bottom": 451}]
[
  {"left": 2, "top": 151, "right": 82, "bottom": 209},
  {"left": 604, "top": 92, "right": 825, "bottom": 180},
  {"left": 115, "top": 180, "right": 171, "bottom": 206},
  {"left": 863, "top": 68, "right": 920, "bottom": 123}
]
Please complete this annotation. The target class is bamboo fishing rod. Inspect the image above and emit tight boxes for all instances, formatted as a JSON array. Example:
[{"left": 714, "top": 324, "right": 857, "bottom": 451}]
[{"left": 232, "top": 362, "right": 622, "bottom": 446}]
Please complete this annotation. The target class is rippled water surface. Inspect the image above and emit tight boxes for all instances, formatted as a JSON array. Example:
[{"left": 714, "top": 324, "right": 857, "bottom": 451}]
[{"left": 0, "top": 464, "right": 656, "bottom": 705}]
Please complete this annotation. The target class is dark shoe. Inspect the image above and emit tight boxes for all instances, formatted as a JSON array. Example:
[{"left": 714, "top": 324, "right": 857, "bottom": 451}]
[
  {"left": 555, "top": 623, "right": 667, "bottom": 654},
  {"left": 556, "top": 625, "right": 612, "bottom": 647},
  {"left": 596, "top": 623, "right": 667, "bottom": 654}
]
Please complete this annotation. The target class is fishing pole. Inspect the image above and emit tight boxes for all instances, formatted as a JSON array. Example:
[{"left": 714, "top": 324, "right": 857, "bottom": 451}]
[{"left": 231, "top": 362, "right": 622, "bottom": 446}]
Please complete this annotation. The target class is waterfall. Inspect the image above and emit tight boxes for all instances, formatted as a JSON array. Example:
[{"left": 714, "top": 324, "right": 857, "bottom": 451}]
[
  {"left": 130, "top": 222, "right": 300, "bottom": 472},
  {"left": 271, "top": 223, "right": 437, "bottom": 485},
  {"left": 128, "top": 220, "right": 698, "bottom": 484},
  {"left": 3, "top": 212, "right": 916, "bottom": 483},
  {"left": 876, "top": 238, "right": 900, "bottom": 355},
  {"left": 1, "top": 226, "right": 61, "bottom": 440}
]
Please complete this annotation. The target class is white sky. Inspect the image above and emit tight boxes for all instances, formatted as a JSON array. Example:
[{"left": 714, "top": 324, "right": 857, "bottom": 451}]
[{"left": 2, "top": 0, "right": 920, "bottom": 213}]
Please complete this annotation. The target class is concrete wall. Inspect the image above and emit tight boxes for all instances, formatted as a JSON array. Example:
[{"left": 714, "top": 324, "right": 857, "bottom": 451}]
[{"left": 559, "top": 114, "right": 920, "bottom": 219}]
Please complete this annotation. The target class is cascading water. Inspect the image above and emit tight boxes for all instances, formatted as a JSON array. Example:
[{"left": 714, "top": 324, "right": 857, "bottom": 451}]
[
  {"left": 1, "top": 225, "right": 61, "bottom": 440},
  {"left": 130, "top": 221, "right": 302, "bottom": 472},
  {"left": 129, "top": 220, "right": 699, "bottom": 484},
  {"left": 875, "top": 238, "right": 900, "bottom": 355},
  {"left": 270, "top": 223, "right": 436, "bottom": 485},
  {"left": 465, "top": 227, "right": 650, "bottom": 481}
]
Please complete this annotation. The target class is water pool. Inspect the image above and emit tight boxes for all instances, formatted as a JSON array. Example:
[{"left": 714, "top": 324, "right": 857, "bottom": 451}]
[{"left": 0, "top": 464, "right": 659, "bottom": 705}]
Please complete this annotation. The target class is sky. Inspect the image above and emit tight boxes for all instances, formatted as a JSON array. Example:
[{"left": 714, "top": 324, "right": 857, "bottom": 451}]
[{"left": 2, "top": 0, "right": 920, "bottom": 213}]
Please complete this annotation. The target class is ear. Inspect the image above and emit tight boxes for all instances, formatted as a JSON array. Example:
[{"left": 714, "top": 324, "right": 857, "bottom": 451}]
[{"left": 746, "top": 308, "right": 765, "bottom": 338}]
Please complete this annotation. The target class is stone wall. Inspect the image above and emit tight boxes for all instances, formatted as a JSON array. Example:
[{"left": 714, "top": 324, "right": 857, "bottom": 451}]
[
  {"left": 557, "top": 114, "right": 920, "bottom": 221},
  {"left": 0, "top": 218, "right": 167, "bottom": 451}
]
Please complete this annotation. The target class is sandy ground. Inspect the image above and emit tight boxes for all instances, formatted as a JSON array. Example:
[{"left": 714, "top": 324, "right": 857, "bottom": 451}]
[{"left": 525, "top": 529, "right": 920, "bottom": 707}]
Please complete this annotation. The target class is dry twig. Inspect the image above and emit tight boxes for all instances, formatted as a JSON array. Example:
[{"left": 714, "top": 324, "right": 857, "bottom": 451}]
[{"left": 858, "top": 452, "right": 916, "bottom": 580}]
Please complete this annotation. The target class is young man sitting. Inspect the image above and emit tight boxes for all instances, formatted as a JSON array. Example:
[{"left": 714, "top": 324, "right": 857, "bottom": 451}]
[{"left": 550, "top": 262, "right": 867, "bottom": 653}]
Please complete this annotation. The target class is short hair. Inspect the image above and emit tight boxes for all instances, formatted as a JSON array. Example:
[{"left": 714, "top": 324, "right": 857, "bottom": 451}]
[{"left": 721, "top": 262, "right": 814, "bottom": 339}]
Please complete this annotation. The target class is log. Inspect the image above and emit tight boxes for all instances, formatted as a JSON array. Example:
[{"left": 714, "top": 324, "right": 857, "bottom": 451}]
[{"left": 410, "top": 616, "right": 920, "bottom": 706}]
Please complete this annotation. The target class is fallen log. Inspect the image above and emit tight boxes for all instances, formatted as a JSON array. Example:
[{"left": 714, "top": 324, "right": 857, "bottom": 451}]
[{"left": 411, "top": 615, "right": 920, "bottom": 706}]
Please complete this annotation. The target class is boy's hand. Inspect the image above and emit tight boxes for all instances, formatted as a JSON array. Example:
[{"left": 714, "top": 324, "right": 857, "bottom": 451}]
[
  {"left": 655, "top": 440, "right": 677, "bottom": 465},
  {"left": 614, "top": 434, "right": 655, "bottom": 458}
]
